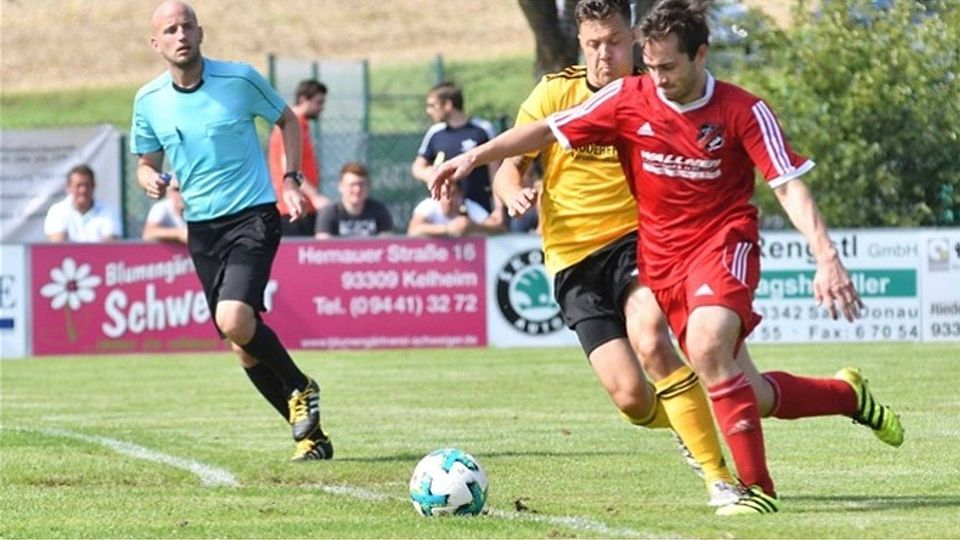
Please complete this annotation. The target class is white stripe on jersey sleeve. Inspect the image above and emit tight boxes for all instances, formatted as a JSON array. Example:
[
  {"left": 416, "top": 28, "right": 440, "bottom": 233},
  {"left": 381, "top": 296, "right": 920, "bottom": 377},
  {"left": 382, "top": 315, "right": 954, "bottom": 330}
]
[
  {"left": 546, "top": 115, "right": 574, "bottom": 150},
  {"left": 767, "top": 159, "right": 816, "bottom": 189},
  {"left": 416, "top": 122, "right": 448, "bottom": 156},
  {"left": 546, "top": 78, "right": 623, "bottom": 150},
  {"left": 751, "top": 101, "right": 793, "bottom": 176},
  {"left": 469, "top": 117, "right": 498, "bottom": 139}
]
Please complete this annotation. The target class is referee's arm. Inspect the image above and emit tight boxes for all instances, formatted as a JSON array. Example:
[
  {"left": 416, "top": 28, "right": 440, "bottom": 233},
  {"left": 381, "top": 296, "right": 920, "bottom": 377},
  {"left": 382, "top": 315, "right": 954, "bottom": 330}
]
[
  {"left": 275, "top": 106, "right": 307, "bottom": 221},
  {"left": 137, "top": 151, "right": 168, "bottom": 200},
  {"left": 275, "top": 107, "right": 302, "bottom": 177}
]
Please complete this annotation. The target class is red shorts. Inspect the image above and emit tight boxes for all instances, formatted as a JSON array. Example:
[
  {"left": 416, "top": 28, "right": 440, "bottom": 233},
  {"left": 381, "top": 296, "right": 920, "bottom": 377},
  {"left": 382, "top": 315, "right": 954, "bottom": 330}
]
[{"left": 653, "top": 228, "right": 762, "bottom": 355}]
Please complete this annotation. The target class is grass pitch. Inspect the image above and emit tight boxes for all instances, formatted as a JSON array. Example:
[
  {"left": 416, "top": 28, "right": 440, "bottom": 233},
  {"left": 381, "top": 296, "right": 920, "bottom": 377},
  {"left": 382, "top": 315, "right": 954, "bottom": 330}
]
[{"left": 2, "top": 343, "right": 958, "bottom": 538}]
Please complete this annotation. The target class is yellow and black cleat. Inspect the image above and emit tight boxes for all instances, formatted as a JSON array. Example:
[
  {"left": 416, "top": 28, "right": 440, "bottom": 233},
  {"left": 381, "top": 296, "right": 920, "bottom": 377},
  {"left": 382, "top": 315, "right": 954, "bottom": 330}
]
[
  {"left": 835, "top": 367, "right": 904, "bottom": 447},
  {"left": 288, "top": 378, "right": 321, "bottom": 442},
  {"left": 291, "top": 430, "right": 334, "bottom": 462},
  {"left": 716, "top": 485, "right": 779, "bottom": 516}
]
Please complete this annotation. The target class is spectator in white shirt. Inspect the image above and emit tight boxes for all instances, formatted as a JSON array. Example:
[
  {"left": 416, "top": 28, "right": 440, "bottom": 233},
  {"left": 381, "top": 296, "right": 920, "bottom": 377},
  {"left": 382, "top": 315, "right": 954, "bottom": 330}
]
[
  {"left": 44, "top": 164, "right": 122, "bottom": 242},
  {"left": 407, "top": 181, "right": 504, "bottom": 238},
  {"left": 142, "top": 181, "right": 187, "bottom": 244}
]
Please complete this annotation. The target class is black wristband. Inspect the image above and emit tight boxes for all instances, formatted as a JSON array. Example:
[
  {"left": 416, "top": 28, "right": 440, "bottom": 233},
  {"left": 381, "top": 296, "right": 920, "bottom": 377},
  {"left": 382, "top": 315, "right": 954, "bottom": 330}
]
[{"left": 283, "top": 171, "right": 304, "bottom": 186}]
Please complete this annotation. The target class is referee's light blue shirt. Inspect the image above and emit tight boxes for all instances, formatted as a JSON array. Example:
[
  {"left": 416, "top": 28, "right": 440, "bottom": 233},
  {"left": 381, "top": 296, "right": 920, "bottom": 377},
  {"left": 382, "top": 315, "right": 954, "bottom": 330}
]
[{"left": 130, "top": 58, "right": 285, "bottom": 222}]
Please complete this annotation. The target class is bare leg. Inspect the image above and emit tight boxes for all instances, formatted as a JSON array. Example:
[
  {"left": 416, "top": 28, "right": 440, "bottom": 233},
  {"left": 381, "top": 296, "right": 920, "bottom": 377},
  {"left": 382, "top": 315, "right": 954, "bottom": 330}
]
[{"left": 588, "top": 337, "right": 658, "bottom": 423}]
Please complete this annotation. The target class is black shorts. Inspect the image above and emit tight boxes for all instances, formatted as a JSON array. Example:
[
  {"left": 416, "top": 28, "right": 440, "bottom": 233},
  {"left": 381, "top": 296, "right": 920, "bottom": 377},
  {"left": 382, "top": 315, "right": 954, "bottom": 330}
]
[
  {"left": 553, "top": 231, "right": 639, "bottom": 356},
  {"left": 187, "top": 203, "right": 281, "bottom": 334}
]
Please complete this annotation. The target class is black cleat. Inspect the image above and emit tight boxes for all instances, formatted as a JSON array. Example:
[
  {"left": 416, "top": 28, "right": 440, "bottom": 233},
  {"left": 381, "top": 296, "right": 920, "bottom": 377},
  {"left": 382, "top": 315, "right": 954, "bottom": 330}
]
[
  {"left": 288, "top": 378, "right": 321, "bottom": 442},
  {"left": 291, "top": 429, "right": 334, "bottom": 461}
]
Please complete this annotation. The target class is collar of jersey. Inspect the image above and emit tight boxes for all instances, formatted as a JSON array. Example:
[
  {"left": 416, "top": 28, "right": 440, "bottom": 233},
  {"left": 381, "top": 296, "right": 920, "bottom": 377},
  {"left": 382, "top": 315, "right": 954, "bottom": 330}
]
[
  {"left": 171, "top": 58, "right": 207, "bottom": 94},
  {"left": 657, "top": 70, "right": 715, "bottom": 113}
]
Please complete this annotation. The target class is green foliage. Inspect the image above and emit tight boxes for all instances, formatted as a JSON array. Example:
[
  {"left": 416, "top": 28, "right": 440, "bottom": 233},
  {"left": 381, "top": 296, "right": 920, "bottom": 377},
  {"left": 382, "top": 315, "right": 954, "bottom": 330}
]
[
  {"left": 2, "top": 344, "right": 959, "bottom": 538},
  {"left": 368, "top": 58, "right": 443, "bottom": 134},
  {"left": 445, "top": 56, "right": 537, "bottom": 131},
  {"left": 736, "top": 0, "right": 960, "bottom": 226},
  {"left": 1, "top": 86, "right": 138, "bottom": 130},
  {"left": 368, "top": 55, "right": 535, "bottom": 135}
]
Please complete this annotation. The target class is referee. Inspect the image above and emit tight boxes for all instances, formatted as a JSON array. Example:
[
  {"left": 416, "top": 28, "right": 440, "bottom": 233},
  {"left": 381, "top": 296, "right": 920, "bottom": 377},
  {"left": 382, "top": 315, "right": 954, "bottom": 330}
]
[{"left": 131, "top": 0, "right": 331, "bottom": 461}]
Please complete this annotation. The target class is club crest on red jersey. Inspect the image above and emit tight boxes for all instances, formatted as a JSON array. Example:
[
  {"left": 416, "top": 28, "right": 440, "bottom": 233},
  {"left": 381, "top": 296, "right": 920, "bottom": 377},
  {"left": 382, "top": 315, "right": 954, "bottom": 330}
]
[{"left": 697, "top": 123, "right": 724, "bottom": 153}]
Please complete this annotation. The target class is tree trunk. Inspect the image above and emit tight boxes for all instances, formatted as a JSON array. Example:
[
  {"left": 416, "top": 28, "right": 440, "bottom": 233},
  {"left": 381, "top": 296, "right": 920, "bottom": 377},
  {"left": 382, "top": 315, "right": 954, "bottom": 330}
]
[{"left": 518, "top": 0, "right": 579, "bottom": 80}]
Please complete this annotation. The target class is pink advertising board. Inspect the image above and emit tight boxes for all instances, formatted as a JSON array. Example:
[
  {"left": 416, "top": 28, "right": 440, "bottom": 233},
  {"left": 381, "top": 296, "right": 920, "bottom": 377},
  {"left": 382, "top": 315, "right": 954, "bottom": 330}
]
[
  {"left": 30, "top": 238, "right": 486, "bottom": 356},
  {"left": 270, "top": 239, "right": 486, "bottom": 349},
  {"left": 31, "top": 243, "right": 225, "bottom": 355}
]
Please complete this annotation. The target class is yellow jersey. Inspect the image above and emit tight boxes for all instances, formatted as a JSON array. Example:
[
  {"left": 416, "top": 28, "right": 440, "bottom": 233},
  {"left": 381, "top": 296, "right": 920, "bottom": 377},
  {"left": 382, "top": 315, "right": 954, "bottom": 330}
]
[{"left": 516, "top": 66, "right": 637, "bottom": 275}]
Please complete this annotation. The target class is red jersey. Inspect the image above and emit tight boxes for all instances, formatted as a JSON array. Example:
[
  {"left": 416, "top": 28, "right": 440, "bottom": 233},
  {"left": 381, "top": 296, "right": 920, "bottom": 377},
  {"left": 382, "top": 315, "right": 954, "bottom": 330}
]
[
  {"left": 548, "top": 73, "right": 813, "bottom": 288},
  {"left": 268, "top": 113, "right": 320, "bottom": 216}
]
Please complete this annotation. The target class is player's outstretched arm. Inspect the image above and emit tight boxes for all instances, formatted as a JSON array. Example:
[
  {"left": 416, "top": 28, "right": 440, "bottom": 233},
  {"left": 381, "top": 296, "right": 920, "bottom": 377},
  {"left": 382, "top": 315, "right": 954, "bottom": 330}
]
[
  {"left": 429, "top": 120, "right": 555, "bottom": 200},
  {"left": 774, "top": 178, "right": 863, "bottom": 321}
]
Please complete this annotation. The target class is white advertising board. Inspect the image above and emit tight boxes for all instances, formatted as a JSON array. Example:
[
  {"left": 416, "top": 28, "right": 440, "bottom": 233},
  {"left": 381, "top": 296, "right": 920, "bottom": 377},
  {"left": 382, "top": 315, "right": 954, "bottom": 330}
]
[
  {"left": 919, "top": 229, "right": 960, "bottom": 342},
  {"left": 0, "top": 245, "right": 29, "bottom": 358},
  {"left": 751, "top": 229, "right": 960, "bottom": 344},
  {"left": 485, "top": 235, "right": 579, "bottom": 348},
  {"left": 0, "top": 125, "right": 124, "bottom": 243}
]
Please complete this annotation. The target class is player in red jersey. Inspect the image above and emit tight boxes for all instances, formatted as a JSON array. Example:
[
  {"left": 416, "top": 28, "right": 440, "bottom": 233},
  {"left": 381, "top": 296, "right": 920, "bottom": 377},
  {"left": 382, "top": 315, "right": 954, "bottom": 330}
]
[{"left": 431, "top": 0, "right": 904, "bottom": 516}]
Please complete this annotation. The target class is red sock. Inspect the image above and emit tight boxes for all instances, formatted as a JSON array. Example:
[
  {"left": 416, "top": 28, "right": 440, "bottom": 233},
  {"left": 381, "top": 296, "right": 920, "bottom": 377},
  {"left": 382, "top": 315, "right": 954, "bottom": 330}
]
[
  {"left": 708, "top": 374, "right": 775, "bottom": 497},
  {"left": 763, "top": 371, "right": 857, "bottom": 419}
]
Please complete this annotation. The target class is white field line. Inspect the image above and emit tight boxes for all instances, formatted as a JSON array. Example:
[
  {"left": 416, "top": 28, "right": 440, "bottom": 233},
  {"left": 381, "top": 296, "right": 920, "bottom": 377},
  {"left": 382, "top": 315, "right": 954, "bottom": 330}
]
[
  {"left": 485, "top": 508, "right": 653, "bottom": 539},
  {"left": 309, "top": 483, "right": 662, "bottom": 539},
  {"left": 316, "top": 483, "right": 392, "bottom": 501},
  {"left": 38, "top": 427, "right": 239, "bottom": 487},
  {"left": 18, "top": 426, "right": 662, "bottom": 538}
]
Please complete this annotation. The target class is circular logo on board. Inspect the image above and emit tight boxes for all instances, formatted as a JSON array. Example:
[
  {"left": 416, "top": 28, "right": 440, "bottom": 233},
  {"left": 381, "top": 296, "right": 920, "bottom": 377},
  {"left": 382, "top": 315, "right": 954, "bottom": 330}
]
[{"left": 496, "top": 249, "right": 564, "bottom": 335}]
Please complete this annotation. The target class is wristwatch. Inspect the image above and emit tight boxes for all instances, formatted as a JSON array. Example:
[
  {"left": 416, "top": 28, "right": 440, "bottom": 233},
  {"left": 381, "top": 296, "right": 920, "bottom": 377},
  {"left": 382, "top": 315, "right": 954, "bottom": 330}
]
[{"left": 283, "top": 170, "right": 305, "bottom": 186}]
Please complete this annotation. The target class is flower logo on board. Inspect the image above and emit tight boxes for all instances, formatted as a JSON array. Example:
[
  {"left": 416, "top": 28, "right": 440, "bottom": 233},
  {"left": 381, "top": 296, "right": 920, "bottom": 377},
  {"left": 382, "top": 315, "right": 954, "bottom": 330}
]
[{"left": 39, "top": 257, "right": 102, "bottom": 341}]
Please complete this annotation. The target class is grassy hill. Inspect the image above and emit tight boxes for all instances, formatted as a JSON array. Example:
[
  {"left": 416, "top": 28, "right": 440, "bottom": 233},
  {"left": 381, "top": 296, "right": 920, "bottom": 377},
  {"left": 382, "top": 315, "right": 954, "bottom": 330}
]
[{"left": 1, "top": 0, "right": 796, "bottom": 131}]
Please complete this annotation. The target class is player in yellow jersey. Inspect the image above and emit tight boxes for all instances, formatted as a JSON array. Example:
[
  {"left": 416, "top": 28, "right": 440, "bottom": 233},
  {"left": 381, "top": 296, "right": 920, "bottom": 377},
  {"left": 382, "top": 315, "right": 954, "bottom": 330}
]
[{"left": 493, "top": 0, "right": 740, "bottom": 507}]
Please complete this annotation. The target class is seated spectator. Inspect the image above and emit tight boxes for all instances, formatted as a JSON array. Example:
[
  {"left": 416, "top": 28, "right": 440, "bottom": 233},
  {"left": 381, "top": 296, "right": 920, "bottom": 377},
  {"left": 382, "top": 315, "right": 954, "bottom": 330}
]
[
  {"left": 44, "top": 164, "right": 121, "bottom": 242},
  {"left": 314, "top": 162, "right": 394, "bottom": 239},
  {"left": 407, "top": 181, "right": 505, "bottom": 238},
  {"left": 142, "top": 180, "right": 187, "bottom": 244}
]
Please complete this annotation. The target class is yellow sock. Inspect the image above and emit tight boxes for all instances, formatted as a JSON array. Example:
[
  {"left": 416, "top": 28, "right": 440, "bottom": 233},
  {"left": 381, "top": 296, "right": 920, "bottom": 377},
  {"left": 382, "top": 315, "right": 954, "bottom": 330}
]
[
  {"left": 621, "top": 383, "right": 671, "bottom": 429},
  {"left": 655, "top": 365, "right": 735, "bottom": 486}
]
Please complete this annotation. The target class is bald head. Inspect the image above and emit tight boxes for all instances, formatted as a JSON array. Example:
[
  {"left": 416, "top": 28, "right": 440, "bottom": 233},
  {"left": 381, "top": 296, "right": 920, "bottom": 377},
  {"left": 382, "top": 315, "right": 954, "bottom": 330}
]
[
  {"left": 149, "top": 0, "right": 203, "bottom": 70},
  {"left": 151, "top": 1, "right": 198, "bottom": 34}
]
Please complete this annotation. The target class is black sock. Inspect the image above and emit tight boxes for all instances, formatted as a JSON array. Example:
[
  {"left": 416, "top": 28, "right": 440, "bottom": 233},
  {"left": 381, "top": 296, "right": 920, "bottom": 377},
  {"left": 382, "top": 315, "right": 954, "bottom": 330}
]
[
  {"left": 243, "top": 362, "right": 289, "bottom": 419},
  {"left": 239, "top": 321, "right": 309, "bottom": 392}
]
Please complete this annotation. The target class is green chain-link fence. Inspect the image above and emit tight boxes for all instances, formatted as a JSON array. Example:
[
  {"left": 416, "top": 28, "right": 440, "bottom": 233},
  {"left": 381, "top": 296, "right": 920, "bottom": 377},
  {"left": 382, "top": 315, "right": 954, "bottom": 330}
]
[{"left": 267, "top": 55, "right": 444, "bottom": 234}]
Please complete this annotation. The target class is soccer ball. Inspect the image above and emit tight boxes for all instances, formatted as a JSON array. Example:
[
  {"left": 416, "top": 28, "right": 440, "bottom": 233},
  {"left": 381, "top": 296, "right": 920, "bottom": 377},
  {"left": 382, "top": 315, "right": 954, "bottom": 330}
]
[{"left": 409, "top": 448, "right": 488, "bottom": 516}]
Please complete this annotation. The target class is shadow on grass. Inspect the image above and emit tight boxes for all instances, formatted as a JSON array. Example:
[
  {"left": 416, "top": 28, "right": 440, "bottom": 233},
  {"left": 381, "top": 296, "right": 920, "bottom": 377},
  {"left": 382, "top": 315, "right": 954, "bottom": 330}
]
[{"left": 788, "top": 494, "right": 960, "bottom": 511}]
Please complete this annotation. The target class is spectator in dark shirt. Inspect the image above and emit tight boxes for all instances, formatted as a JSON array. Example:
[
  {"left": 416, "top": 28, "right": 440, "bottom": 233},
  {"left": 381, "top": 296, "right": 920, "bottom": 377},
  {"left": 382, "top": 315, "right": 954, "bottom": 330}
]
[
  {"left": 411, "top": 81, "right": 504, "bottom": 225},
  {"left": 314, "top": 162, "right": 394, "bottom": 239}
]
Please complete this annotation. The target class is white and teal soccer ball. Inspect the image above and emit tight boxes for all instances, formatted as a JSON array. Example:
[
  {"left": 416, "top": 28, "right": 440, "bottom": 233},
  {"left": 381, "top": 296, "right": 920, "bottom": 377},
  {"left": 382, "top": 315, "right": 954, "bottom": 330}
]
[{"left": 409, "top": 448, "right": 488, "bottom": 516}]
